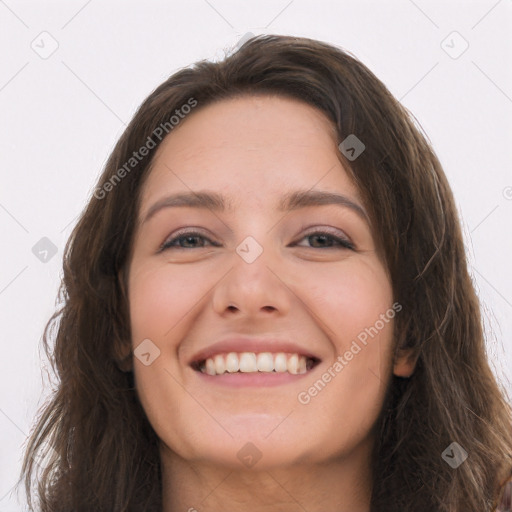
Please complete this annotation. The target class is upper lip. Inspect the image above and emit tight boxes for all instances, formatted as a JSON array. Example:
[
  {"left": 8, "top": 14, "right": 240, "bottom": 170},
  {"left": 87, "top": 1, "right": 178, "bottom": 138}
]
[{"left": 188, "top": 337, "right": 321, "bottom": 366}]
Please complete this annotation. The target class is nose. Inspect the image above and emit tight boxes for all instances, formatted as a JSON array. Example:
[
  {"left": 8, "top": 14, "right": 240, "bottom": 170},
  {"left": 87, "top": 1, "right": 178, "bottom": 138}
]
[{"left": 211, "top": 238, "right": 292, "bottom": 318}]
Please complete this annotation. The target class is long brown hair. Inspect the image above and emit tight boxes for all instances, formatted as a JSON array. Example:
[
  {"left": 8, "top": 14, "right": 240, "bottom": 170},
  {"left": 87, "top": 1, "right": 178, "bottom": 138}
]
[{"left": 17, "top": 34, "right": 512, "bottom": 512}]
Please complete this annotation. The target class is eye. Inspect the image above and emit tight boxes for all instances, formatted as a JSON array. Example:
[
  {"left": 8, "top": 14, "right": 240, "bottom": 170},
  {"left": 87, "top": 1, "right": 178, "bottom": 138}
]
[
  {"left": 293, "top": 229, "right": 355, "bottom": 250},
  {"left": 159, "top": 228, "right": 355, "bottom": 252},
  {"left": 159, "top": 230, "right": 219, "bottom": 251}
]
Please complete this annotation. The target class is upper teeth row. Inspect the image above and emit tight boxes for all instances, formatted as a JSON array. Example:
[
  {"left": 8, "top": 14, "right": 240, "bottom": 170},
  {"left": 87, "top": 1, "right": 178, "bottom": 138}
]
[{"left": 201, "top": 352, "right": 308, "bottom": 375}]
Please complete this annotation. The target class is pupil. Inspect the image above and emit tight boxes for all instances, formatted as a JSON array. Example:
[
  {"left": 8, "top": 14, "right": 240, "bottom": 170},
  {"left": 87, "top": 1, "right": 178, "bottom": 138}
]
[
  {"left": 314, "top": 235, "right": 329, "bottom": 246},
  {"left": 183, "top": 236, "right": 198, "bottom": 247}
]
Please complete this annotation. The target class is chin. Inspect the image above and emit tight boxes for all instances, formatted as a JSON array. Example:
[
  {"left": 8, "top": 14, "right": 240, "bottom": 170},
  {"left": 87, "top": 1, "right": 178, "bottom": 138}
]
[{"left": 161, "top": 421, "right": 317, "bottom": 470}]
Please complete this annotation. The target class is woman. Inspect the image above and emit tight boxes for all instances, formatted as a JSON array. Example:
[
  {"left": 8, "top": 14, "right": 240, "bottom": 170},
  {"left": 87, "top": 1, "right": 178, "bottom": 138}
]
[{"left": 18, "top": 34, "right": 512, "bottom": 511}]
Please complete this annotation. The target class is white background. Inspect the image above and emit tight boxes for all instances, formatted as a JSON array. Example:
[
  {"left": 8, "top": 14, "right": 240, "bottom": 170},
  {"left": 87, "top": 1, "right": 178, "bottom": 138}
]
[{"left": 1, "top": 1, "right": 511, "bottom": 510}]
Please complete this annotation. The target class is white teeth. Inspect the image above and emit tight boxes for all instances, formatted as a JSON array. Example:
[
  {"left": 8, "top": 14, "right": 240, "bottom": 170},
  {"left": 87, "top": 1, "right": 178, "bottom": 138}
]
[
  {"left": 298, "top": 355, "right": 307, "bottom": 374},
  {"left": 239, "top": 352, "right": 257, "bottom": 372},
  {"left": 213, "top": 354, "right": 225, "bottom": 374},
  {"left": 256, "top": 352, "right": 274, "bottom": 372},
  {"left": 226, "top": 352, "right": 239, "bottom": 373},
  {"left": 205, "top": 358, "right": 216, "bottom": 376},
  {"left": 274, "top": 353, "right": 287, "bottom": 373},
  {"left": 287, "top": 353, "right": 299, "bottom": 375},
  {"left": 199, "top": 352, "right": 312, "bottom": 375}
]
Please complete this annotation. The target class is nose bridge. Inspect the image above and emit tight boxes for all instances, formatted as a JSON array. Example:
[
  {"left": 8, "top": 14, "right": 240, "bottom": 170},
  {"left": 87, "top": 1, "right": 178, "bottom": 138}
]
[
  {"left": 211, "top": 230, "right": 291, "bottom": 316},
  {"left": 232, "top": 232, "right": 277, "bottom": 292},
  {"left": 235, "top": 234, "right": 267, "bottom": 266},
  {"left": 230, "top": 209, "right": 277, "bottom": 272}
]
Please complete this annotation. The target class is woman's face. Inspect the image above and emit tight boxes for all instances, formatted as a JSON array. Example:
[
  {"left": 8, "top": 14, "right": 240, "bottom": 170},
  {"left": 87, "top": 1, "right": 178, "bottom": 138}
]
[{"left": 126, "top": 95, "right": 414, "bottom": 470}]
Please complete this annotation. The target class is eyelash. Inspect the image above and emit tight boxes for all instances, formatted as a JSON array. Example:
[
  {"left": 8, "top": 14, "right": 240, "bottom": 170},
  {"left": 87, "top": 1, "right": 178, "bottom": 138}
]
[{"left": 159, "top": 229, "right": 355, "bottom": 252}]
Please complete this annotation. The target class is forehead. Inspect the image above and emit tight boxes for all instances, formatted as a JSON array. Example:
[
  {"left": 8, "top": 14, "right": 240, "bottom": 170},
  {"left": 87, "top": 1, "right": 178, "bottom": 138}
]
[{"left": 139, "top": 95, "right": 362, "bottom": 211}]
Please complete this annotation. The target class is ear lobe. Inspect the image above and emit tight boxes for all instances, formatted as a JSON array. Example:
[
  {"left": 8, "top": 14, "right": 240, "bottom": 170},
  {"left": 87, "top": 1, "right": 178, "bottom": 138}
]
[
  {"left": 113, "top": 269, "right": 133, "bottom": 373},
  {"left": 393, "top": 347, "right": 419, "bottom": 378},
  {"left": 113, "top": 340, "right": 134, "bottom": 372},
  {"left": 118, "top": 268, "right": 128, "bottom": 298},
  {"left": 117, "top": 356, "right": 134, "bottom": 373}
]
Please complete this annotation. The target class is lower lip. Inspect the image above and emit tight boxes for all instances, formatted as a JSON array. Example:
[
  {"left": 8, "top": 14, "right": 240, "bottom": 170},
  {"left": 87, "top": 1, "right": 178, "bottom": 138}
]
[{"left": 193, "top": 369, "right": 314, "bottom": 387}]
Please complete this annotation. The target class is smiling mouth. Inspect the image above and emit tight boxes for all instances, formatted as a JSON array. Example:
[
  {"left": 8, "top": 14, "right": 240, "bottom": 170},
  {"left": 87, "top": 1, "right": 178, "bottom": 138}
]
[{"left": 191, "top": 351, "right": 321, "bottom": 376}]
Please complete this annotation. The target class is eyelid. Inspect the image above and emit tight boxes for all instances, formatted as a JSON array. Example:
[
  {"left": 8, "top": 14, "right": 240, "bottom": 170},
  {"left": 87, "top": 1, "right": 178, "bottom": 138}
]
[
  {"left": 293, "top": 226, "right": 355, "bottom": 250},
  {"left": 159, "top": 227, "right": 216, "bottom": 251},
  {"left": 298, "top": 225, "right": 350, "bottom": 240},
  {"left": 159, "top": 225, "right": 355, "bottom": 252}
]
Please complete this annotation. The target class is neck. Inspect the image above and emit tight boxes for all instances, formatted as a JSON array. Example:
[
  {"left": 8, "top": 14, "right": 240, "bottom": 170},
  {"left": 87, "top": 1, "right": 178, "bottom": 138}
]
[{"left": 160, "top": 440, "right": 373, "bottom": 512}]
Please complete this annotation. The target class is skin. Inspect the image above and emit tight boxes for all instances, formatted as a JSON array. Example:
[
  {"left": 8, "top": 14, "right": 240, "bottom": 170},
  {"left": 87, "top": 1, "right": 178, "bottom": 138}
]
[{"left": 123, "top": 95, "right": 416, "bottom": 512}]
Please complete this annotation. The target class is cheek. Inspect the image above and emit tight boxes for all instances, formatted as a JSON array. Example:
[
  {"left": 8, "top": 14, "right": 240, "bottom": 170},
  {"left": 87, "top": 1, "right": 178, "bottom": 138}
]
[
  {"left": 127, "top": 263, "right": 207, "bottom": 449},
  {"left": 301, "top": 257, "right": 393, "bottom": 341},
  {"left": 128, "top": 263, "right": 205, "bottom": 344},
  {"left": 295, "top": 259, "right": 395, "bottom": 438}
]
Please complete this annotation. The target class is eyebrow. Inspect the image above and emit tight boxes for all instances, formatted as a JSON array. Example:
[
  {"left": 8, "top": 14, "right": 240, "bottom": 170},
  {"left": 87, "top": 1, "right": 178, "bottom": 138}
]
[{"left": 141, "top": 189, "right": 369, "bottom": 225}]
